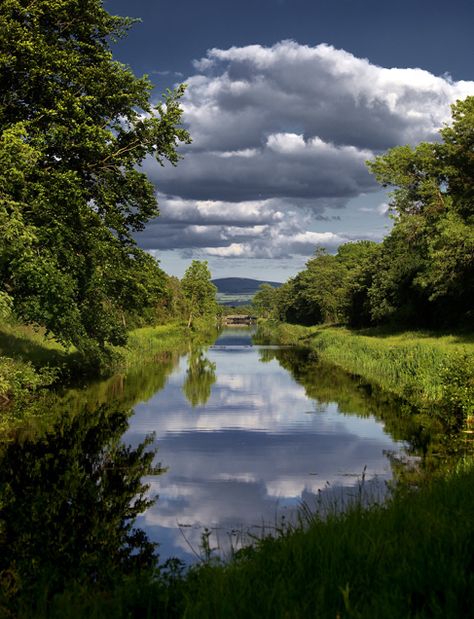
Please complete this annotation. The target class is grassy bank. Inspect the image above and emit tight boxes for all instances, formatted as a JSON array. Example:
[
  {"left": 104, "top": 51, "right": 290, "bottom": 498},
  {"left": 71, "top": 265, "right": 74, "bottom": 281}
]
[
  {"left": 16, "top": 460, "right": 474, "bottom": 618},
  {"left": 176, "top": 460, "right": 474, "bottom": 619},
  {"left": 0, "top": 320, "right": 215, "bottom": 404},
  {"left": 255, "top": 321, "right": 474, "bottom": 428}
]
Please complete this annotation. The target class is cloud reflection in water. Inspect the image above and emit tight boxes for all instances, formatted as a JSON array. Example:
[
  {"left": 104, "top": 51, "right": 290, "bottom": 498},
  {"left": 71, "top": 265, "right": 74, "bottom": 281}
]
[{"left": 122, "top": 331, "right": 406, "bottom": 562}]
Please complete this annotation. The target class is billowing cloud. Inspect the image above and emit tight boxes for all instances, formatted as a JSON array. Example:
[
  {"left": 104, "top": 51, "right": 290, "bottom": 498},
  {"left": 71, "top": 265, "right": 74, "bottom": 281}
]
[
  {"left": 144, "top": 132, "right": 375, "bottom": 202},
  {"left": 184, "top": 41, "right": 473, "bottom": 152},
  {"left": 140, "top": 41, "right": 474, "bottom": 259}
]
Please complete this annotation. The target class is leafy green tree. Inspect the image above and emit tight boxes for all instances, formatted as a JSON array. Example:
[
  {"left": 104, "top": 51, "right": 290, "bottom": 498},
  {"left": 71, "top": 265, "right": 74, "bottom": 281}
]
[
  {"left": 0, "top": 0, "right": 190, "bottom": 356},
  {"left": 252, "top": 284, "right": 278, "bottom": 318},
  {"left": 367, "top": 96, "right": 474, "bottom": 326},
  {"left": 164, "top": 275, "right": 189, "bottom": 322},
  {"left": 275, "top": 249, "right": 350, "bottom": 326},
  {"left": 337, "top": 241, "right": 381, "bottom": 327},
  {"left": 181, "top": 261, "right": 218, "bottom": 328}
]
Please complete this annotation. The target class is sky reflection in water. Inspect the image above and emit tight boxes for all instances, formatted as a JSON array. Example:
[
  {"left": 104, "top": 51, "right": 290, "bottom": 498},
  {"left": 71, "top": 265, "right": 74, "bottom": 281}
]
[{"left": 122, "top": 329, "right": 407, "bottom": 563}]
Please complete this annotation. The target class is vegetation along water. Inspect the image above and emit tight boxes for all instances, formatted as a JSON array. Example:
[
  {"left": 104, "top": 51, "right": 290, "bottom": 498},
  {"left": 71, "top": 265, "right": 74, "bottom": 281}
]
[{"left": 0, "top": 0, "right": 473, "bottom": 617}]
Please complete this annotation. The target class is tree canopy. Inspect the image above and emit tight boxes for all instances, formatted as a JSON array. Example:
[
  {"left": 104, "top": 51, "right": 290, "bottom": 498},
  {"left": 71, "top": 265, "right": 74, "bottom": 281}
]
[
  {"left": 261, "top": 97, "right": 473, "bottom": 329},
  {"left": 0, "top": 0, "right": 190, "bottom": 358},
  {"left": 181, "top": 261, "right": 218, "bottom": 328}
]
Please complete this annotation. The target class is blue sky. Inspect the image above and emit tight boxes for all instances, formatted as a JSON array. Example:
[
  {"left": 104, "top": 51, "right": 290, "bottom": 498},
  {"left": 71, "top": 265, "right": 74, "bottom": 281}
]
[{"left": 108, "top": 0, "right": 474, "bottom": 281}]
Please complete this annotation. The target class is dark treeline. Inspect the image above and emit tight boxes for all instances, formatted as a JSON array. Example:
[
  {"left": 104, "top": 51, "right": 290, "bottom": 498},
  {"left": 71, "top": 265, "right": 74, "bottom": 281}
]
[{"left": 254, "top": 97, "right": 474, "bottom": 330}]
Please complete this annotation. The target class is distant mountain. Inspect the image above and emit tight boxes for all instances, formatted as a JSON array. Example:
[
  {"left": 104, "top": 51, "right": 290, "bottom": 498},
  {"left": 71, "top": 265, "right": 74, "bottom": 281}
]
[{"left": 212, "top": 277, "right": 282, "bottom": 294}]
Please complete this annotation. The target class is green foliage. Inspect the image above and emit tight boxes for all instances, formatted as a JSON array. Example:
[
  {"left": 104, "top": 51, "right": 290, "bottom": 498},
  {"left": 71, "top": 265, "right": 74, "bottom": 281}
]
[
  {"left": 256, "top": 322, "right": 474, "bottom": 430},
  {"left": 270, "top": 242, "right": 380, "bottom": 327},
  {"left": 0, "top": 320, "right": 214, "bottom": 405},
  {"left": 0, "top": 403, "right": 163, "bottom": 615},
  {"left": 0, "top": 355, "right": 57, "bottom": 403},
  {"left": 0, "top": 0, "right": 190, "bottom": 354},
  {"left": 252, "top": 284, "right": 278, "bottom": 318},
  {"left": 181, "top": 261, "right": 218, "bottom": 328},
  {"left": 0, "top": 292, "right": 12, "bottom": 320},
  {"left": 264, "top": 97, "right": 473, "bottom": 331},
  {"left": 366, "top": 96, "right": 474, "bottom": 326}
]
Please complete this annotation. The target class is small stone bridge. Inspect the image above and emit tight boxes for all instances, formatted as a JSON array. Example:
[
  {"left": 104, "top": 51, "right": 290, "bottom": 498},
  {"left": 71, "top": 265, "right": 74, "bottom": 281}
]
[{"left": 223, "top": 314, "right": 255, "bottom": 326}]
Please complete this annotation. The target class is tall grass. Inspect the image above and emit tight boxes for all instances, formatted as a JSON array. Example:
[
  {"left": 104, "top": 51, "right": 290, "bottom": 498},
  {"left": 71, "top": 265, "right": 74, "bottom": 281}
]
[
  {"left": 176, "top": 460, "right": 474, "bottom": 619},
  {"left": 256, "top": 322, "right": 474, "bottom": 426},
  {"left": 0, "top": 319, "right": 216, "bottom": 405},
  {"left": 16, "top": 461, "right": 474, "bottom": 618}
]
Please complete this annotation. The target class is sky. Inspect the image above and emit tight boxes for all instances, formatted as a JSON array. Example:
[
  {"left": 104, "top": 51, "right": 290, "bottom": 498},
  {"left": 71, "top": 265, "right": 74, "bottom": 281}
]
[{"left": 108, "top": 0, "right": 474, "bottom": 281}]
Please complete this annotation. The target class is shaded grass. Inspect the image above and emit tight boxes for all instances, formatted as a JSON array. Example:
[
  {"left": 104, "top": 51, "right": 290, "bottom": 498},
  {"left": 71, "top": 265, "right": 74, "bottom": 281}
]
[
  {"left": 17, "top": 461, "right": 474, "bottom": 618},
  {"left": 0, "top": 320, "right": 216, "bottom": 403},
  {"left": 0, "top": 322, "right": 73, "bottom": 368},
  {"left": 176, "top": 461, "right": 474, "bottom": 619},
  {"left": 0, "top": 322, "right": 72, "bottom": 403}
]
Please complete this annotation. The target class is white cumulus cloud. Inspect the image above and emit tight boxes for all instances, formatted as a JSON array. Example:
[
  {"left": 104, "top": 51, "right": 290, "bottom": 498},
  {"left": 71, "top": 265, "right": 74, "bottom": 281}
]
[{"left": 140, "top": 41, "right": 474, "bottom": 259}]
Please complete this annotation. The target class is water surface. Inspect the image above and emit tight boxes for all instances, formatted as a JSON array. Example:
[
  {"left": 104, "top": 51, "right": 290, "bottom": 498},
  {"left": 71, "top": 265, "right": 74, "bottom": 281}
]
[{"left": 121, "top": 328, "right": 408, "bottom": 562}]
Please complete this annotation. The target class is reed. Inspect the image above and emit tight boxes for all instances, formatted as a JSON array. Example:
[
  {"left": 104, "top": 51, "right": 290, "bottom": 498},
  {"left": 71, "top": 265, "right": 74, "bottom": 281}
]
[
  {"left": 255, "top": 322, "right": 474, "bottom": 421},
  {"left": 18, "top": 460, "right": 474, "bottom": 618}
]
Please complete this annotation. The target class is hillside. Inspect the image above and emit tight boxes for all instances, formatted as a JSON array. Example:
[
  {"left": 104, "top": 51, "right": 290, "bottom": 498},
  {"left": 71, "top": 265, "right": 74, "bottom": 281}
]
[{"left": 212, "top": 277, "right": 282, "bottom": 294}]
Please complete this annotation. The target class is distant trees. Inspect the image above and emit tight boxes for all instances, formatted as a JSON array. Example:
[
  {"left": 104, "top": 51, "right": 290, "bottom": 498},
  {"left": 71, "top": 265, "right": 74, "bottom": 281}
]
[
  {"left": 181, "top": 261, "right": 218, "bottom": 328},
  {"left": 259, "top": 97, "right": 474, "bottom": 329},
  {"left": 252, "top": 284, "right": 279, "bottom": 319},
  {"left": 262, "top": 242, "right": 379, "bottom": 327},
  {"left": 0, "top": 0, "right": 190, "bottom": 359}
]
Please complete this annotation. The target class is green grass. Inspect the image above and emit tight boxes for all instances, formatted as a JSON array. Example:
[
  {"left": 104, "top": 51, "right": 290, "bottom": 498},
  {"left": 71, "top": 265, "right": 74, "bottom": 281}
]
[
  {"left": 0, "top": 322, "right": 73, "bottom": 403},
  {"left": 255, "top": 322, "right": 474, "bottom": 423},
  {"left": 0, "top": 320, "right": 216, "bottom": 403},
  {"left": 17, "top": 460, "right": 474, "bottom": 618},
  {"left": 176, "top": 460, "right": 474, "bottom": 619},
  {"left": 0, "top": 321, "right": 73, "bottom": 366},
  {"left": 121, "top": 321, "right": 217, "bottom": 366}
]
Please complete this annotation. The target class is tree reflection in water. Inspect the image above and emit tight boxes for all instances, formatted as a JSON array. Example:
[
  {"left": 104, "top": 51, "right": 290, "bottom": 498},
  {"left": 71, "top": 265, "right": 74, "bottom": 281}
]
[
  {"left": 258, "top": 346, "right": 462, "bottom": 472},
  {"left": 183, "top": 350, "right": 216, "bottom": 407},
  {"left": 0, "top": 403, "right": 163, "bottom": 607}
]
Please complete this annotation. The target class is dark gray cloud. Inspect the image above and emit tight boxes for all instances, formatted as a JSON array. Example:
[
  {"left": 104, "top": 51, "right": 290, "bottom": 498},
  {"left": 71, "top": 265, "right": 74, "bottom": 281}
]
[
  {"left": 140, "top": 42, "right": 474, "bottom": 259},
  {"left": 145, "top": 134, "right": 375, "bottom": 202}
]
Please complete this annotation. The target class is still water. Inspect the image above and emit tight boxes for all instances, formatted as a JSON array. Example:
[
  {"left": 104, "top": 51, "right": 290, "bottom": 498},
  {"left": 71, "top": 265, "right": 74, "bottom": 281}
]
[
  {"left": 121, "top": 328, "right": 408, "bottom": 563},
  {"left": 1, "top": 327, "right": 416, "bottom": 580}
]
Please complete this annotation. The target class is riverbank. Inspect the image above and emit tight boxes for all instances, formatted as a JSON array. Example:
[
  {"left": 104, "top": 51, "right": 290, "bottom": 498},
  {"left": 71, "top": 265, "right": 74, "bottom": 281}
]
[
  {"left": 16, "top": 458, "right": 474, "bottom": 619},
  {"left": 0, "top": 322, "right": 474, "bottom": 619},
  {"left": 0, "top": 320, "right": 216, "bottom": 405},
  {"left": 176, "top": 459, "right": 474, "bottom": 619},
  {"left": 255, "top": 321, "right": 474, "bottom": 430}
]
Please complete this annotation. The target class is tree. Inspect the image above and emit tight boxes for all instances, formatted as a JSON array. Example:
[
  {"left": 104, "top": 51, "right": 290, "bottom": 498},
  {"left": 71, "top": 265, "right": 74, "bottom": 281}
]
[
  {"left": 252, "top": 284, "right": 278, "bottom": 318},
  {"left": 367, "top": 97, "right": 474, "bottom": 326},
  {"left": 181, "top": 261, "right": 218, "bottom": 328},
  {"left": 337, "top": 241, "right": 380, "bottom": 327},
  {"left": 275, "top": 249, "right": 349, "bottom": 326},
  {"left": 0, "top": 0, "right": 190, "bottom": 356}
]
